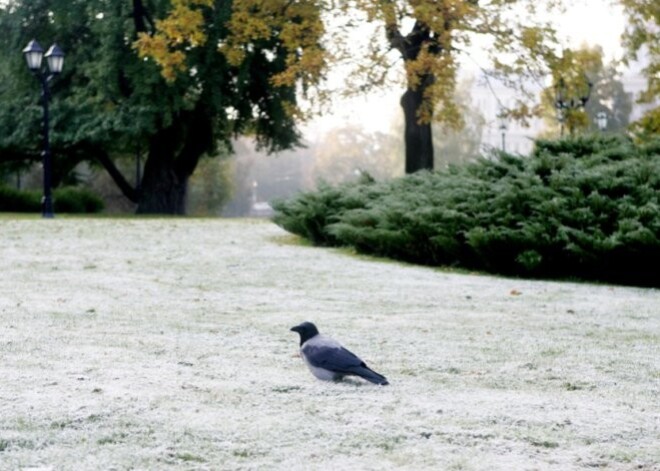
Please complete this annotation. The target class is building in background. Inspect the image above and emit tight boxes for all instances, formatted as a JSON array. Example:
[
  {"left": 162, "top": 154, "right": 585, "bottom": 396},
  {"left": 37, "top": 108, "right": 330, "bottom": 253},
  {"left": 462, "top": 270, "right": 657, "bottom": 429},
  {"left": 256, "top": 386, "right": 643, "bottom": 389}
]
[{"left": 471, "top": 74, "right": 545, "bottom": 155}]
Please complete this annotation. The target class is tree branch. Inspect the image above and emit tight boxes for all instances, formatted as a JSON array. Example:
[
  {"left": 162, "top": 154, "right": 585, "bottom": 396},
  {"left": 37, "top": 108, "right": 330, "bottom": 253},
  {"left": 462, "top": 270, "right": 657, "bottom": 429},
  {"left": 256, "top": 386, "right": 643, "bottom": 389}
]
[
  {"left": 0, "top": 148, "right": 40, "bottom": 163},
  {"left": 386, "top": 23, "right": 406, "bottom": 55},
  {"left": 95, "top": 149, "right": 139, "bottom": 203},
  {"left": 132, "top": 0, "right": 155, "bottom": 35}
]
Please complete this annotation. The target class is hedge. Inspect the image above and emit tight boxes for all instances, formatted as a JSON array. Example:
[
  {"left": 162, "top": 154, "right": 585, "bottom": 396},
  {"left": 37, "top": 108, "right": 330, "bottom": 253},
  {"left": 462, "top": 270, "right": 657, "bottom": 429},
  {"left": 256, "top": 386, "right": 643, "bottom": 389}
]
[
  {"left": 273, "top": 135, "right": 660, "bottom": 287},
  {"left": 0, "top": 185, "right": 104, "bottom": 213}
]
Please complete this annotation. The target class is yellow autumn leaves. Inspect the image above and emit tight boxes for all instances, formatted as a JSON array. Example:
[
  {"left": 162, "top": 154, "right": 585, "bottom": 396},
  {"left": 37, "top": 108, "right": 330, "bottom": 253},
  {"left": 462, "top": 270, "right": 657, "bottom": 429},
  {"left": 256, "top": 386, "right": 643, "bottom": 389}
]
[
  {"left": 135, "top": 0, "right": 327, "bottom": 89},
  {"left": 134, "top": 0, "right": 658, "bottom": 134},
  {"left": 135, "top": 0, "right": 212, "bottom": 81},
  {"left": 223, "top": 1, "right": 327, "bottom": 90}
]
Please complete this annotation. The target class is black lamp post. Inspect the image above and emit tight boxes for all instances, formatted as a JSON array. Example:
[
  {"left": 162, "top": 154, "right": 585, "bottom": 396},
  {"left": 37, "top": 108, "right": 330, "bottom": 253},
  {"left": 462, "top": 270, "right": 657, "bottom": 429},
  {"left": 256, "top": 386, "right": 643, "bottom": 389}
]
[
  {"left": 22, "top": 39, "right": 64, "bottom": 218},
  {"left": 554, "top": 76, "right": 592, "bottom": 137}
]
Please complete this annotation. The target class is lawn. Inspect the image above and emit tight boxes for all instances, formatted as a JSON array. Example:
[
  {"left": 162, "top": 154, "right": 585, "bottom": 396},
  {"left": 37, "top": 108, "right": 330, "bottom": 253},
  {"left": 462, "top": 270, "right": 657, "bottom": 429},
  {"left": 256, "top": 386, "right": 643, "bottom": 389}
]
[{"left": 0, "top": 218, "right": 658, "bottom": 470}]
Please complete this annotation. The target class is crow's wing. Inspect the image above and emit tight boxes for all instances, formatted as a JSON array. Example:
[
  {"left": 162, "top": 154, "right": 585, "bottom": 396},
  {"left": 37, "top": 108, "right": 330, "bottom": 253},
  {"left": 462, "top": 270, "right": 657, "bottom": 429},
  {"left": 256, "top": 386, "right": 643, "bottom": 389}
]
[
  {"left": 302, "top": 339, "right": 389, "bottom": 385},
  {"left": 302, "top": 344, "right": 366, "bottom": 373}
]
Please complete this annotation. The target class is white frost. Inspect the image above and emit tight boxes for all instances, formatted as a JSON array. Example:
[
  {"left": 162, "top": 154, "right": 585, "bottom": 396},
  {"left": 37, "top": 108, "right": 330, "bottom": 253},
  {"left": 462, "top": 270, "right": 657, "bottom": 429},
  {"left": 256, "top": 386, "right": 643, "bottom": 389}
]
[{"left": 0, "top": 218, "right": 658, "bottom": 470}]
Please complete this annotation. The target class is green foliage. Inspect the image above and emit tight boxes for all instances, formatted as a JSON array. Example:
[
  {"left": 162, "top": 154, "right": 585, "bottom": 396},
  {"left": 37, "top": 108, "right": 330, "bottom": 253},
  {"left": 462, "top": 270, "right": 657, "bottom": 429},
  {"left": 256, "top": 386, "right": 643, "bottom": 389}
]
[
  {"left": 273, "top": 173, "right": 377, "bottom": 246},
  {"left": 0, "top": 185, "right": 103, "bottom": 213},
  {"left": 0, "top": 0, "right": 311, "bottom": 214},
  {"left": 53, "top": 187, "right": 104, "bottom": 213},
  {"left": 273, "top": 135, "right": 660, "bottom": 286},
  {"left": 0, "top": 185, "right": 40, "bottom": 212}
]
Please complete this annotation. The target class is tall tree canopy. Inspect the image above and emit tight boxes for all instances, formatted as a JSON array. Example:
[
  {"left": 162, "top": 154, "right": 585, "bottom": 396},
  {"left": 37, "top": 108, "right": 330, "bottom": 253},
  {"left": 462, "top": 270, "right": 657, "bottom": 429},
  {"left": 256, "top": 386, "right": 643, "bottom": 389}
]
[
  {"left": 347, "top": 0, "right": 562, "bottom": 172},
  {"left": 143, "top": 0, "right": 563, "bottom": 174},
  {"left": 0, "top": 0, "right": 321, "bottom": 213},
  {"left": 137, "top": 0, "right": 328, "bottom": 121}
]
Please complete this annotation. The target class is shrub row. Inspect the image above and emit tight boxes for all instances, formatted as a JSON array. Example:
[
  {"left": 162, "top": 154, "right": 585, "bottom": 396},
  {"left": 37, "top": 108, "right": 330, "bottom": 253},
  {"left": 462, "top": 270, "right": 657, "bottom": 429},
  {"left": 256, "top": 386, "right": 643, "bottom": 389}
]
[
  {"left": 0, "top": 185, "right": 104, "bottom": 213},
  {"left": 273, "top": 135, "right": 660, "bottom": 287}
]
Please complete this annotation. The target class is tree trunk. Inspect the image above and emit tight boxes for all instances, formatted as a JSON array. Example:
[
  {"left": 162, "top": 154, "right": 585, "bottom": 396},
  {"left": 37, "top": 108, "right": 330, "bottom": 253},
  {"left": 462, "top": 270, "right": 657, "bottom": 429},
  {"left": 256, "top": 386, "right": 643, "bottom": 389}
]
[
  {"left": 401, "top": 88, "right": 434, "bottom": 173},
  {"left": 135, "top": 106, "right": 212, "bottom": 214},
  {"left": 386, "top": 19, "right": 436, "bottom": 174},
  {"left": 136, "top": 128, "right": 188, "bottom": 215},
  {"left": 136, "top": 160, "right": 188, "bottom": 215}
]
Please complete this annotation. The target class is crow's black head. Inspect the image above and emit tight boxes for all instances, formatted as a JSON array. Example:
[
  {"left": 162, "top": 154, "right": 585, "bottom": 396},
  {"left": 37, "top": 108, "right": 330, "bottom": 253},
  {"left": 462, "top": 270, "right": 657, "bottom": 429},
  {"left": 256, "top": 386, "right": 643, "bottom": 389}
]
[{"left": 290, "top": 321, "right": 320, "bottom": 345}]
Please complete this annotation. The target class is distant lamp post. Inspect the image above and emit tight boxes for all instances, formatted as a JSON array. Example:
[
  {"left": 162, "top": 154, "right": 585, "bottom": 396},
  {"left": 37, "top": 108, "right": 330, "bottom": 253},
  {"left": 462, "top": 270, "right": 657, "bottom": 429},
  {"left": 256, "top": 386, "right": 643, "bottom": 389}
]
[
  {"left": 554, "top": 76, "right": 592, "bottom": 137},
  {"left": 596, "top": 111, "right": 608, "bottom": 132},
  {"left": 251, "top": 180, "right": 258, "bottom": 206},
  {"left": 497, "top": 111, "right": 508, "bottom": 152},
  {"left": 22, "top": 39, "right": 65, "bottom": 218}
]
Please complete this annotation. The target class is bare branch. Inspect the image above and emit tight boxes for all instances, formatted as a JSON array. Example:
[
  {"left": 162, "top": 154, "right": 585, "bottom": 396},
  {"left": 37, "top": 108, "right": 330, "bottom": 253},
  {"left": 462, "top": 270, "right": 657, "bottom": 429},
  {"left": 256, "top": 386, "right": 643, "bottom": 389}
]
[{"left": 95, "top": 149, "right": 139, "bottom": 203}]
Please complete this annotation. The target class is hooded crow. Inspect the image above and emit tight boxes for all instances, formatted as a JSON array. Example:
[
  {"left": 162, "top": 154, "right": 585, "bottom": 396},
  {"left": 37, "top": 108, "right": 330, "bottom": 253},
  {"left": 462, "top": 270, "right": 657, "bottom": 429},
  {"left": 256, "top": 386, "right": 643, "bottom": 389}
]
[{"left": 290, "top": 321, "right": 389, "bottom": 385}]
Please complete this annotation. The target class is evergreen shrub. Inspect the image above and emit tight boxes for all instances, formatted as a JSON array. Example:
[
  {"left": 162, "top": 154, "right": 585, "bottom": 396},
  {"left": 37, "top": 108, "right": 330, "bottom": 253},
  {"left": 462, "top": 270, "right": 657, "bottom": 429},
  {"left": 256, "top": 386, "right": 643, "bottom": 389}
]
[
  {"left": 53, "top": 187, "right": 104, "bottom": 213},
  {"left": 0, "top": 185, "right": 40, "bottom": 212},
  {"left": 272, "top": 135, "right": 660, "bottom": 286},
  {"left": 0, "top": 185, "right": 104, "bottom": 213}
]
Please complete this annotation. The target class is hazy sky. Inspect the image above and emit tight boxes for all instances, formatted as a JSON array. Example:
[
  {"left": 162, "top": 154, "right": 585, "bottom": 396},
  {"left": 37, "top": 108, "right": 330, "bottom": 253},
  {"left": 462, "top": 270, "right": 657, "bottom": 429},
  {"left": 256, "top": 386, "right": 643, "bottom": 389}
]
[
  {"left": 557, "top": 0, "right": 626, "bottom": 61},
  {"left": 309, "top": 0, "right": 629, "bottom": 136}
]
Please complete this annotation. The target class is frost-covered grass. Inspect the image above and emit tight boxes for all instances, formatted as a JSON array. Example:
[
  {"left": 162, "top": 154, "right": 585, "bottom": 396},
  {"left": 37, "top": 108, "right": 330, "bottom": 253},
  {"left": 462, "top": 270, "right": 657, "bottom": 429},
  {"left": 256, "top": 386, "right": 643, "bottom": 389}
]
[{"left": 0, "top": 218, "right": 658, "bottom": 470}]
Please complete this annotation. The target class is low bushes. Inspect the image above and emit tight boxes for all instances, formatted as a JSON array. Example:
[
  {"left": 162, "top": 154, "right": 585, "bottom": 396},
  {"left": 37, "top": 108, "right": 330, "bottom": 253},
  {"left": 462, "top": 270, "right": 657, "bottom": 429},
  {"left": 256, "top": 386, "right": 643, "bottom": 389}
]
[
  {"left": 0, "top": 185, "right": 104, "bottom": 213},
  {"left": 52, "top": 187, "right": 105, "bottom": 213},
  {"left": 0, "top": 185, "right": 39, "bottom": 212},
  {"left": 273, "top": 135, "right": 660, "bottom": 287}
]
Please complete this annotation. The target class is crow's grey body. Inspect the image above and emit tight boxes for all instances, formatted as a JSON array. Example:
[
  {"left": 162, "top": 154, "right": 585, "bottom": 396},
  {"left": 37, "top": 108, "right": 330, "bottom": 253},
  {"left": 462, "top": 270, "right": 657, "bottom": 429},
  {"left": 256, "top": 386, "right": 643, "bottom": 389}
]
[{"left": 290, "top": 322, "right": 389, "bottom": 386}]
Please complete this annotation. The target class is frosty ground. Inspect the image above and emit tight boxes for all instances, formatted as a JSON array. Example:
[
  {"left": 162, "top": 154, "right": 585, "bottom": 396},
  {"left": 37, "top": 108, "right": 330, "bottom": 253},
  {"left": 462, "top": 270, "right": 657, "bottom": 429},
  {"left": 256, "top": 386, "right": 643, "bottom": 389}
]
[{"left": 0, "top": 218, "right": 658, "bottom": 470}]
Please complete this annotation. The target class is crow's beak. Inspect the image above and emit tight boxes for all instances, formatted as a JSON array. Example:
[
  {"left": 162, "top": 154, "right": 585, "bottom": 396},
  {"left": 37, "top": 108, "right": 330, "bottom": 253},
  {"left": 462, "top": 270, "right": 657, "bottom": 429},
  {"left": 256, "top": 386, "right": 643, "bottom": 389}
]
[{"left": 290, "top": 325, "right": 300, "bottom": 332}]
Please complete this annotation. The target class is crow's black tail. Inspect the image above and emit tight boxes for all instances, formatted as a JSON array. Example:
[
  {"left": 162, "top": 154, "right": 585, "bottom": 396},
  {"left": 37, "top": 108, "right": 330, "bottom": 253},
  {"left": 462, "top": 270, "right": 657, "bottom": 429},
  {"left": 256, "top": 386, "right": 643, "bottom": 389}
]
[{"left": 350, "top": 366, "right": 389, "bottom": 385}]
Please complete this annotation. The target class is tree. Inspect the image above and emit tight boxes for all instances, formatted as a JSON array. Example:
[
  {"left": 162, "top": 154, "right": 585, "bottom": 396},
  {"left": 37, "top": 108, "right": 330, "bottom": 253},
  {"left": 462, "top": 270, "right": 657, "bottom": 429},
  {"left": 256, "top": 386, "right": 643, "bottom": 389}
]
[
  {"left": 620, "top": 0, "right": 660, "bottom": 138},
  {"left": 537, "top": 46, "right": 632, "bottom": 137},
  {"left": 0, "top": 0, "right": 321, "bottom": 214},
  {"left": 540, "top": 46, "right": 603, "bottom": 136},
  {"left": 0, "top": 0, "right": 100, "bottom": 191},
  {"left": 137, "top": 0, "right": 328, "bottom": 127},
  {"left": 584, "top": 61, "right": 632, "bottom": 134},
  {"left": 143, "top": 1, "right": 562, "bottom": 175},
  {"left": 340, "top": 1, "right": 561, "bottom": 173},
  {"left": 387, "top": 76, "right": 485, "bottom": 167}
]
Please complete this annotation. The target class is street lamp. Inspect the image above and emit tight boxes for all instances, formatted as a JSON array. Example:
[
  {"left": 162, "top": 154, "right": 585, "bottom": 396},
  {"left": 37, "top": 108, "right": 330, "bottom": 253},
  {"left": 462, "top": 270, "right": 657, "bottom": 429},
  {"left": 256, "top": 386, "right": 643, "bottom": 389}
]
[
  {"left": 497, "top": 110, "right": 508, "bottom": 152},
  {"left": 22, "top": 39, "right": 64, "bottom": 218},
  {"left": 554, "top": 76, "right": 592, "bottom": 137},
  {"left": 596, "top": 111, "right": 608, "bottom": 132}
]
